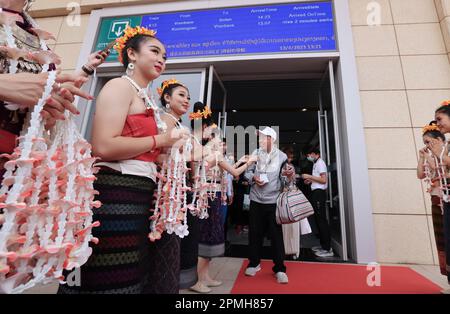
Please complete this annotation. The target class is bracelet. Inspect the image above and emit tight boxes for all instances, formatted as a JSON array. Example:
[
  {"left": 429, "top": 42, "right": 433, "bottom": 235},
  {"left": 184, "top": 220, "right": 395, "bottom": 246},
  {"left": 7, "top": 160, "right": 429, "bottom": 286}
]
[
  {"left": 150, "top": 135, "right": 156, "bottom": 152},
  {"left": 81, "top": 64, "right": 95, "bottom": 76}
]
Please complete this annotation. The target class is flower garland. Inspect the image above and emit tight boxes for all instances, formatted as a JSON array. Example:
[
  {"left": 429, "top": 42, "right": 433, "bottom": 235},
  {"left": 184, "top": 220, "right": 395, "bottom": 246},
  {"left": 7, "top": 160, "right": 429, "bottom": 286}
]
[
  {"left": 122, "top": 75, "right": 167, "bottom": 133},
  {"left": 437, "top": 143, "right": 450, "bottom": 205},
  {"left": 423, "top": 150, "right": 445, "bottom": 216},
  {"left": 188, "top": 157, "right": 210, "bottom": 220},
  {"left": 149, "top": 112, "right": 217, "bottom": 241},
  {"left": 203, "top": 138, "right": 228, "bottom": 203},
  {"left": 0, "top": 15, "right": 100, "bottom": 294},
  {"left": 150, "top": 120, "right": 192, "bottom": 240}
]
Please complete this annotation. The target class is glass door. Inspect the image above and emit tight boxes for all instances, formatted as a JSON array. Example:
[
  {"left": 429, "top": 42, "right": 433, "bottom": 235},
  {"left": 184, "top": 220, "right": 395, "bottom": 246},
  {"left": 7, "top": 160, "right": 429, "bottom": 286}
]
[{"left": 318, "top": 60, "right": 348, "bottom": 261}]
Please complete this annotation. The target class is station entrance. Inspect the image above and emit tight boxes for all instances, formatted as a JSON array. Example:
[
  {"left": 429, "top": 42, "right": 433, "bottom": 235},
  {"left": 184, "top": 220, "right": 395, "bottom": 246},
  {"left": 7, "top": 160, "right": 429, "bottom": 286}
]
[{"left": 82, "top": 56, "right": 350, "bottom": 262}]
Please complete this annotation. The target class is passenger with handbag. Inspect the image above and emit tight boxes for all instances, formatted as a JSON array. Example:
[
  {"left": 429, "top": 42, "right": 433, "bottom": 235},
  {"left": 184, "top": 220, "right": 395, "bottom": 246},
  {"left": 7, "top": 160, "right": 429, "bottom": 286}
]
[
  {"left": 244, "top": 127, "right": 294, "bottom": 284},
  {"left": 280, "top": 147, "right": 313, "bottom": 260}
]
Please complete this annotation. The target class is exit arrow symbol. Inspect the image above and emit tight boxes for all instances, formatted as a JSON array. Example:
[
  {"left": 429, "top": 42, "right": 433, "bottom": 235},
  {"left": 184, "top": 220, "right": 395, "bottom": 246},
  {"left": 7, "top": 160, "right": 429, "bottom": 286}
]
[{"left": 111, "top": 21, "right": 130, "bottom": 38}]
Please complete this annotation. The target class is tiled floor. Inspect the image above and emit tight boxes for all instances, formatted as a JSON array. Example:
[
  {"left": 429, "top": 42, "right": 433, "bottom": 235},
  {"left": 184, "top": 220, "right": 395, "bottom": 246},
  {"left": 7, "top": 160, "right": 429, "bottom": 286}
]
[
  {"left": 404, "top": 264, "right": 449, "bottom": 290},
  {"left": 23, "top": 257, "right": 449, "bottom": 294},
  {"left": 180, "top": 257, "right": 243, "bottom": 294}
]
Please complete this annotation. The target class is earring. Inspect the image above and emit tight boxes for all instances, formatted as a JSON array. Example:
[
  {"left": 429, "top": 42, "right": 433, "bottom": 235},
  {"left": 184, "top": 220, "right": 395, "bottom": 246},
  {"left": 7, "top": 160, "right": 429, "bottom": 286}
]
[
  {"left": 166, "top": 103, "right": 171, "bottom": 110},
  {"left": 126, "top": 62, "right": 135, "bottom": 76}
]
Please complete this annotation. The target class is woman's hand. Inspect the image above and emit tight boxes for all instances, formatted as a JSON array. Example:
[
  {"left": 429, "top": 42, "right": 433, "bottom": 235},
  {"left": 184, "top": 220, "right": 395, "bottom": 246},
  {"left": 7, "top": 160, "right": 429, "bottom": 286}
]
[
  {"left": 162, "top": 128, "right": 190, "bottom": 148},
  {"left": 86, "top": 50, "right": 110, "bottom": 69},
  {"left": 43, "top": 73, "right": 93, "bottom": 121},
  {"left": 0, "top": 72, "right": 48, "bottom": 107},
  {"left": 1, "top": 73, "right": 93, "bottom": 121},
  {"left": 237, "top": 155, "right": 249, "bottom": 164},
  {"left": 419, "top": 147, "right": 428, "bottom": 160},
  {"left": 429, "top": 138, "right": 447, "bottom": 157},
  {"left": 253, "top": 175, "right": 266, "bottom": 187}
]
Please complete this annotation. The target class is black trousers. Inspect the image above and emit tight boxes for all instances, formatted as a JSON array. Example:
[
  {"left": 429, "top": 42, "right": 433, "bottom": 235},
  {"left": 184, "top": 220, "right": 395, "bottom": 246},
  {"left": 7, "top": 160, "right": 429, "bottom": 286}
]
[
  {"left": 230, "top": 192, "right": 249, "bottom": 226},
  {"left": 248, "top": 201, "right": 286, "bottom": 273},
  {"left": 311, "top": 189, "right": 331, "bottom": 251},
  {"left": 444, "top": 202, "right": 450, "bottom": 284}
]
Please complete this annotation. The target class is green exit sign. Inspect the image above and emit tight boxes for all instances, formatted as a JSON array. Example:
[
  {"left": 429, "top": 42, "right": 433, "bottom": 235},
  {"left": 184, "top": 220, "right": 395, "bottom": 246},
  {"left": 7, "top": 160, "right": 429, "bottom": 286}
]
[{"left": 94, "top": 16, "right": 143, "bottom": 62}]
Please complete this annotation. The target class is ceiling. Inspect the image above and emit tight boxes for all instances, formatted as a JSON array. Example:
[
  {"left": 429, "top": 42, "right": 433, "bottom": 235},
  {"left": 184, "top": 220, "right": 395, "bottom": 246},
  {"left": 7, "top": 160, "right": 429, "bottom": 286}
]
[
  {"left": 202, "top": 57, "right": 334, "bottom": 153},
  {"left": 213, "top": 57, "right": 332, "bottom": 81},
  {"left": 211, "top": 78, "right": 333, "bottom": 152},
  {"left": 167, "top": 55, "right": 334, "bottom": 81}
]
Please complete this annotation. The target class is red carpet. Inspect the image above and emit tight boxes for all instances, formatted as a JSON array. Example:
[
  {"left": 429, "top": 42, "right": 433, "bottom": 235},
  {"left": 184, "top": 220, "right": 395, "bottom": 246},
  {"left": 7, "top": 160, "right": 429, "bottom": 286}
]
[{"left": 230, "top": 260, "right": 443, "bottom": 294}]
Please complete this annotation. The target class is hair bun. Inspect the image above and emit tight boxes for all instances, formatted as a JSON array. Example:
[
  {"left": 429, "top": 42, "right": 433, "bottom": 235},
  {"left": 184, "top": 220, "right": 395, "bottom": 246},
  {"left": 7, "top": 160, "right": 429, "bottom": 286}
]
[
  {"left": 193, "top": 102, "right": 206, "bottom": 112},
  {"left": 190, "top": 102, "right": 214, "bottom": 129}
]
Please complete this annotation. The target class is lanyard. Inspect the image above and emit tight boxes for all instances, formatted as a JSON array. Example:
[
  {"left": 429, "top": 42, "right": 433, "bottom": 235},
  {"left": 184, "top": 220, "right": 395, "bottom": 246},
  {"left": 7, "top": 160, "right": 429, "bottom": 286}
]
[{"left": 258, "top": 149, "right": 276, "bottom": 173}]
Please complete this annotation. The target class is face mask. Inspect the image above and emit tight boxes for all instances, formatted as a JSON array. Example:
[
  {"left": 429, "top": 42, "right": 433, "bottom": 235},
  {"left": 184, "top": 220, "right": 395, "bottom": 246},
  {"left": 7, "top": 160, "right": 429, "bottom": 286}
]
[{"left": 307, "top": 156, "right": 316, "bottom": 163}]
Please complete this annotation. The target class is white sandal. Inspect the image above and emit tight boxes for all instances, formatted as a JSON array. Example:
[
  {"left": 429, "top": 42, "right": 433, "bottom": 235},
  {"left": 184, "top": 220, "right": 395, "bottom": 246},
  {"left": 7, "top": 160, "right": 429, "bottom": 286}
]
[
  {"left": 189, "top": 282, "right": 212, "bottom": 294},
  {"left": 204, "top": 279, "right": 223, "bottom": 287}
]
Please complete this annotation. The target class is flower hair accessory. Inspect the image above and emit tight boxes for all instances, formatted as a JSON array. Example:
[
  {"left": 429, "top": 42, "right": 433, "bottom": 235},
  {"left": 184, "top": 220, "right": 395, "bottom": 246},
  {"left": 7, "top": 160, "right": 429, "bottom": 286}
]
[
  {"left": 157, "top": 78, "right": 183, "bottom": 96},
  {"left": 189, "top": 106, "right": 212, "bottom": 120},
  {"left": 441, "top": 100, "right": 450, "bottom": 106},
  {"left": 422, "top": 123, "right": 440, "bottom": 134},
  {"left": 113, "top": 26, "right": 157, "bottom": 64}
]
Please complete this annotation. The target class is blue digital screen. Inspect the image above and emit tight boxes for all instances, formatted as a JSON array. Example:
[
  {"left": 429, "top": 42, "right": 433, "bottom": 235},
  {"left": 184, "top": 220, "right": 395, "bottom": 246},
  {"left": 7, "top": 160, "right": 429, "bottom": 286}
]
[{"left": 140, "top": 2, "right": 336, "bottom": 58}]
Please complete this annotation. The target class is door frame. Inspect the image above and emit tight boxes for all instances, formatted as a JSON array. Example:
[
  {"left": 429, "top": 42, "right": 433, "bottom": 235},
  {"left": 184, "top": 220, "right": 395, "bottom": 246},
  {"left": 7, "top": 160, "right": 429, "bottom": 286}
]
[
  {"left": 206, "top": 65, "right": 228, "bottom": 136},
  {"left": 327, "top": 60, "right": 348, "bottom": 261},
  {"left": 74, "top": 0, "right": 376, "bottom": 264}
]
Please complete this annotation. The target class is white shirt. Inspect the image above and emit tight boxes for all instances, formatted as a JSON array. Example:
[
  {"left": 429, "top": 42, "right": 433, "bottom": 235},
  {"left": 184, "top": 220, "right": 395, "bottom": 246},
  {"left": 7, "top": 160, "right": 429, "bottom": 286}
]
[{"left": 311, "top": 158, "right": 328, "bottom": 191}]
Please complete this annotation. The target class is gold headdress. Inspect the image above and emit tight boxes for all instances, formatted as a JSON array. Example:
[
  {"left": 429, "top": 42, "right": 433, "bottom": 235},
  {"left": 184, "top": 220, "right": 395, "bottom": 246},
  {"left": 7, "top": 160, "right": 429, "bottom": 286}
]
[
  {"left": 189, "top": 106, "right": 212, "bottom": 120},
  {"left": 157, "top": 78, "right": 183, "bottom": 96},
  {"left": 113, "top": 26, "right": 157, "bottom": 64},
  {"left": 422, "top": 123, "right": 440, "bottom": 134}
]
